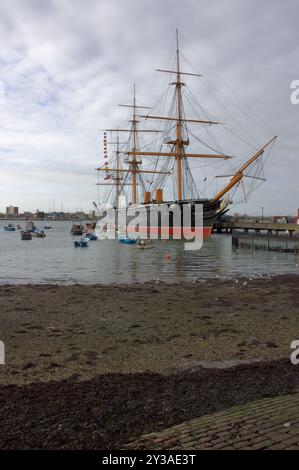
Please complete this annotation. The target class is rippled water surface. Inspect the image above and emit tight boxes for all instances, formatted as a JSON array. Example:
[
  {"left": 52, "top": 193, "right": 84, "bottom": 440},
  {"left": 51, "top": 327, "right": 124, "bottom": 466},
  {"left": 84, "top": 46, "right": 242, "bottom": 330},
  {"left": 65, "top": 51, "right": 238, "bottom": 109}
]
[{"left": 0, "top": 221, "right": 298, "bottom": 284}]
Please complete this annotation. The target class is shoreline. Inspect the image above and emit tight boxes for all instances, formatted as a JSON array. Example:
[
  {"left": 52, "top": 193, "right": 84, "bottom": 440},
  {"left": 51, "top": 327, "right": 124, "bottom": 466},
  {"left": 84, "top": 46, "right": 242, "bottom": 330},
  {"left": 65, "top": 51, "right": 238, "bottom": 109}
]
[{"left": 0, "top": 271, "right": 296, "bottom": 286}]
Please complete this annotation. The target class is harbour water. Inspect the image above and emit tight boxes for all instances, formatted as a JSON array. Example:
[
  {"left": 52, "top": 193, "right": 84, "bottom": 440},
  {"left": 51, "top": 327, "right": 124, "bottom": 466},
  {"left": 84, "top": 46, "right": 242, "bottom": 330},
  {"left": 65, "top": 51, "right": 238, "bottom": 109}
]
[{"left": 0, "top": 221, "right": 298, "bottom": 284}]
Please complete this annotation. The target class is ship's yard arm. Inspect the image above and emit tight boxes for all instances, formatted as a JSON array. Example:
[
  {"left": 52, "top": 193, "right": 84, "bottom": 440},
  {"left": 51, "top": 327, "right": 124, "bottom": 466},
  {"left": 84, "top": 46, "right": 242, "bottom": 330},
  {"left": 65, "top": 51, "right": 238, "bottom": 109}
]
[{"left": 212, "top": 136, "right": 277, "bottom": 202}]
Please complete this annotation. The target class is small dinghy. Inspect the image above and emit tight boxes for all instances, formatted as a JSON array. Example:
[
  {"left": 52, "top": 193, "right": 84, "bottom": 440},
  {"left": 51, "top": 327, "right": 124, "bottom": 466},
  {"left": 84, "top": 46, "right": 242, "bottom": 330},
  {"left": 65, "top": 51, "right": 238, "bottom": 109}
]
[
  {"left": 4, "top": 224, "right": 16, "bottom": 232},
  {"left": 20, "top": 231, "right": 32, "bottom": 240},
  {"left": 119, "top": 236, "right": 136, "bottom": 245},
  {"left": 32, "top": 230, "right": 46, "bottom": 238},
  {"left": 136, "top": 239, "right": 154, "bottom": 249},
  {"left": 43, "top": 226, "right": 52, "bottom": 230},
  {"left": 85, "top": 232, "right": 97, "bottom": 241},
  {"left": 74, "top": 237, "right": 89, "bottom": 247}
]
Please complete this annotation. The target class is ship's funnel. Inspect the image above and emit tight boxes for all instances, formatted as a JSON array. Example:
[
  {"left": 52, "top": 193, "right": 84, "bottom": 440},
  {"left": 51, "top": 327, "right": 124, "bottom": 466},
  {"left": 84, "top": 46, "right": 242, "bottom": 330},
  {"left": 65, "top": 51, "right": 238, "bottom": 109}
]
[
  {"left": 155, "top": 189, "right": 163, "bottom": 204},
  {"left": 143, "top": 192, "right": 151, "bottom": 204}
]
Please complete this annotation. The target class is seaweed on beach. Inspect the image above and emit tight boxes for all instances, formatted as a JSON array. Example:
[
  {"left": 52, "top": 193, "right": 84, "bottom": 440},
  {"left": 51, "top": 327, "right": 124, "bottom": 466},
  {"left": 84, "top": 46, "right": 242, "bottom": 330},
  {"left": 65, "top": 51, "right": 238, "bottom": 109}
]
[{"left": 0, "top": 359, "right": 298, "bottom": 449}]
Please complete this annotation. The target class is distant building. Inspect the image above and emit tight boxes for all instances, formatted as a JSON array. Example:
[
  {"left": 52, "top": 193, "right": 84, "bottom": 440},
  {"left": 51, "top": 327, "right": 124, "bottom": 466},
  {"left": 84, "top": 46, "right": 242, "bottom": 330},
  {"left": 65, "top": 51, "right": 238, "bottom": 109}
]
[{"left": 6, "top": 206, "right": 18, "bottom": 216}]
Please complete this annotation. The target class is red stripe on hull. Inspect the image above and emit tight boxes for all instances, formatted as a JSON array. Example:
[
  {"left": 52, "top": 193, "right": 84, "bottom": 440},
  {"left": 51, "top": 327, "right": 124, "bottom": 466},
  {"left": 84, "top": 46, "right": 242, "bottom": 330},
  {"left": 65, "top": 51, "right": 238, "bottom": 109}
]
[{"left": 119, "top": 226, "right": 212, "bottom": 239}]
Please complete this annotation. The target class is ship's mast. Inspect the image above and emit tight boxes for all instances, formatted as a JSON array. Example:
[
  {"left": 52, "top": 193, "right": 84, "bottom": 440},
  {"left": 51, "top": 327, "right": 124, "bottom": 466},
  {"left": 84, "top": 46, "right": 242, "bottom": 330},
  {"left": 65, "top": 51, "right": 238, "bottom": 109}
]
[
  {"left": 115, "top": 132, "right": 120, "bottom": 210},
  {"left": 96, "top": 89, "right": 171, "bottom": 206},
  {"left": 129, "top": 84, "right": 139, "bottom": 205},
  {"left": 175, "top": 29, "right": 184, "bottom": 201}
]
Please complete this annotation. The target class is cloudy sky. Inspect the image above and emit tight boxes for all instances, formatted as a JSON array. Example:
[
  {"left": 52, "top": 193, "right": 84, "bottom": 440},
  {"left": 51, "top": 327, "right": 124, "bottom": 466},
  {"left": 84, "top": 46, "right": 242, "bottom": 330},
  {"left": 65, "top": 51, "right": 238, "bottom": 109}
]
[{"left": 0, "top": 0, "right": 298, "bottom": 215}]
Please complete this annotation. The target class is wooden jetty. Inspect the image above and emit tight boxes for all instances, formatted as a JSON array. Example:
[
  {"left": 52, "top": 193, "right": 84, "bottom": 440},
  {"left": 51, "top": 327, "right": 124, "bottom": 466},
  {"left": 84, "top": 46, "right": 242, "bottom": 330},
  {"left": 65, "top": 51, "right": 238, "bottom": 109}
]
[{"left": 213, "top": 220, "right": 299, "bottom": 235}]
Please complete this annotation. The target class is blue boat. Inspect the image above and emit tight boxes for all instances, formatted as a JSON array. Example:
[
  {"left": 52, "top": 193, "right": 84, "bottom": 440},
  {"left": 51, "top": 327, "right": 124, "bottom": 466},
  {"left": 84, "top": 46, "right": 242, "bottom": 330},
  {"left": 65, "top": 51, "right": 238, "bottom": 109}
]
[
  {"left": 119, "top": 236, "right": 137, "bottom": 245},
  {"left": 85, "top": 233, "right": 97, "bottom": 241},
  {"left": 4, "top": 224, "right": 16, "bottom": 232}
]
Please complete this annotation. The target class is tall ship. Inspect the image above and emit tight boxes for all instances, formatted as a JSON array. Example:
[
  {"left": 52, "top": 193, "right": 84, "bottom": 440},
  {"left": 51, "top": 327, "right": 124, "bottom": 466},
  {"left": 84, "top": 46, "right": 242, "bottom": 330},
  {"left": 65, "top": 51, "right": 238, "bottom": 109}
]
[{"left": 96, "top": 31, "right": 277, "bottom": 239}]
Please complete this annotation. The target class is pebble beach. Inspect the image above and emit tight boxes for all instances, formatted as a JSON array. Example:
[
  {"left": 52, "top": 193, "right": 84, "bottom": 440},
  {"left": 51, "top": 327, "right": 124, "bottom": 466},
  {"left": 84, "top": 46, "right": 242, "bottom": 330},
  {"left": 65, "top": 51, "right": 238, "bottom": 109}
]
[{"left": 1, "top": 275, "right": 298, "bottom": 385}]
